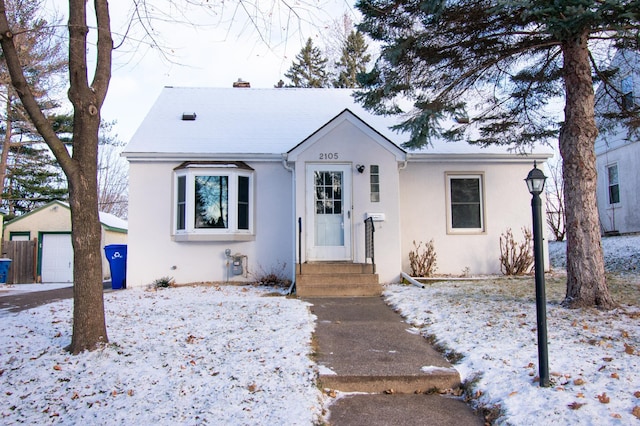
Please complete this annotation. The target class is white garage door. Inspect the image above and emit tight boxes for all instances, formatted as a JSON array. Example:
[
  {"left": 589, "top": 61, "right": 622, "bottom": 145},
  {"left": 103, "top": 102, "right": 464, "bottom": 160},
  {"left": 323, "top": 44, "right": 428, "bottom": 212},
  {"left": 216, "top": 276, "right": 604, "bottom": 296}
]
[{"left": 41, "top": 233, "right": 74, "bottom": 283}]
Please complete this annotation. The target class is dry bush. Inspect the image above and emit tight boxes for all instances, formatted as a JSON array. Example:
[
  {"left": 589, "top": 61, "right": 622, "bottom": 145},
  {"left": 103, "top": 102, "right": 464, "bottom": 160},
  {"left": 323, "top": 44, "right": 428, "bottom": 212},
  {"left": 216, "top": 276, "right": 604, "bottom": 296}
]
[
  {"left": 252, "top": 261, "right": 291, "bottom": 288},
  {"left": 409, "top": 240, "right": 438, "bottom": 277},
  {"left": 499, "top": 228, "right": 534, "bottom": 275}
]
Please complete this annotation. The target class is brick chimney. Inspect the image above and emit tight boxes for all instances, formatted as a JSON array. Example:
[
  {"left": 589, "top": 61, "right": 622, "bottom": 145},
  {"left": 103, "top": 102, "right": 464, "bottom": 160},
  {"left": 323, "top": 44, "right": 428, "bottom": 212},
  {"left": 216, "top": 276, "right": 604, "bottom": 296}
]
[{"left": 233, "top": 78, "right": 250, "bottom": 88}]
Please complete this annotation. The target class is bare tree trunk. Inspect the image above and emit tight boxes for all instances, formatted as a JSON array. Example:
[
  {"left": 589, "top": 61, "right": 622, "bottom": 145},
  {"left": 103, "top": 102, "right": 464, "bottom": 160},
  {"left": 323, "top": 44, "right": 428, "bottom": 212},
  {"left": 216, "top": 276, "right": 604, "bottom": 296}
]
[
  {"left": 560, "top": 31, "right": 615, "bottom": 310},
  {"left": 0, "top": 0, "right": 113, "bottom": 353},
  {"left": 64, "top": 0, "right": 112, "bottom": 353},
  {"left": 0, "top": 92, "right": 11, "bottom": 207}
]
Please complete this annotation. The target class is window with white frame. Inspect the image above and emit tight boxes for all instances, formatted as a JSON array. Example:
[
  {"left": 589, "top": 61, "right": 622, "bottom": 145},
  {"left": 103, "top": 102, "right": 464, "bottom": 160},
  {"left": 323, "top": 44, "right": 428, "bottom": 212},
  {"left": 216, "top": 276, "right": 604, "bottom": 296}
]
[
  {"left": 447, "top": 173, "right": 485, "bottom": 232},
  {"left": 607, "top": 164, "right": 620, "bottom": 205},
  {"left": 370, "top": 165, "right": 380, "bottom": 202},
  {"left": 621, "top": 75, "right": 635, "bottom": 111},
  {"left": 174, "top": 162, "right": 254, "bottom": 239}
]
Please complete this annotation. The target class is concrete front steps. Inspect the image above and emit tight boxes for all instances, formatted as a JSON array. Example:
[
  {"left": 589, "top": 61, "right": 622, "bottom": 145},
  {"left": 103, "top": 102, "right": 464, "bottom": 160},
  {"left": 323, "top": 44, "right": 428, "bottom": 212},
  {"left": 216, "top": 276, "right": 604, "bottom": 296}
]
[{"left": 295, "top": 262, "right": 382, "bottom": 297}]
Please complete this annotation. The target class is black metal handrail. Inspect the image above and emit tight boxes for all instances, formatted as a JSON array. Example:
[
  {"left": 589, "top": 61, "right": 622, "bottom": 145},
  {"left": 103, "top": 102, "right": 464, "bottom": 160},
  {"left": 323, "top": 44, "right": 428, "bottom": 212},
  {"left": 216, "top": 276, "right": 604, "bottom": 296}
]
[
  {"left": 298, "top": 217, "right": 302, "bottom": 275},
  {"left": 364, "top": 217, "right": 376, "bottom": 274}
]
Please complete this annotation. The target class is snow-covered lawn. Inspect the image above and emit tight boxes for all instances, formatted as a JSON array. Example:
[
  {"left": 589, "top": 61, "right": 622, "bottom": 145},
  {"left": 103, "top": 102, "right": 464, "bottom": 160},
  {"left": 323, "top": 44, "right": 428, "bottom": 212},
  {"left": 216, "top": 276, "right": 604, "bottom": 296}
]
[
  {"left": 0, "top": 286, "right": 324, "bottom": 425},
  {"left": 1, "top": 235, "right": 638, "bottom": 425},
  {"left": 385, "top": 234, "right": 640, "bottom": 424}
]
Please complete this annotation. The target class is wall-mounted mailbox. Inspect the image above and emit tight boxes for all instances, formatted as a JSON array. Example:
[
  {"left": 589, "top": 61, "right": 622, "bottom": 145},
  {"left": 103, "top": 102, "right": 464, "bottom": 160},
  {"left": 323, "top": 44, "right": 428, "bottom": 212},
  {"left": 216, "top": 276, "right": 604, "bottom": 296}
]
[{"left": 366, "top": 212, "right": 386, "bottom": 222}]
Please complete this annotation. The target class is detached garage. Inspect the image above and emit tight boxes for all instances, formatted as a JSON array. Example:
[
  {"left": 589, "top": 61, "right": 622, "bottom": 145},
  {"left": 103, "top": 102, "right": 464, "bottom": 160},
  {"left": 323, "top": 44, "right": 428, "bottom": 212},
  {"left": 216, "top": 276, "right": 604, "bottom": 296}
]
[{"left": 2, "top": 200, "right": 128, "bottom": 283}]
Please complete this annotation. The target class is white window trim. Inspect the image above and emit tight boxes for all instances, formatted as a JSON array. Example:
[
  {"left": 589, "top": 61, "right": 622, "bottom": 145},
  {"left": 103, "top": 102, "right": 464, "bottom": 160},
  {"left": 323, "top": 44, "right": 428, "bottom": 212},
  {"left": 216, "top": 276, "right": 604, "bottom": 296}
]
[
  {"left": 606, "top": 163, "right": 621, "bottom": 207},
  {"left": 173, "top": 164, "right": 255, "bottom": 242},
  {"left": 445, "top": 172, "right": 486, "bottom": 234}
]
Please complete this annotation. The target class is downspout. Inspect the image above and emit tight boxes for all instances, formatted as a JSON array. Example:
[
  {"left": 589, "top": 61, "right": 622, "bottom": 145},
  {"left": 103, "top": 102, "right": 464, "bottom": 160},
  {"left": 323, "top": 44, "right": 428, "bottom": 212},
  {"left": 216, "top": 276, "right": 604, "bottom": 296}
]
[{"left": 281, "top": 154, "right": 296, "bottom": 294}]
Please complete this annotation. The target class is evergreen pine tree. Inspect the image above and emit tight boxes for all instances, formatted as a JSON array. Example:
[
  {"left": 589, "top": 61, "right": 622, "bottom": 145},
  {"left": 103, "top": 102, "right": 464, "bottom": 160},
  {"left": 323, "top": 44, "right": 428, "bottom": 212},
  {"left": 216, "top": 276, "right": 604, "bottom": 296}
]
[
  {"left": 284, "top": 38, "right": 329, "bottom": 88},
  {"left": 2, "top": 143, "right": 67, "bottom": 219},
  {"left": 355, "top": 0, "right": 640, "bottom": 309},
  {"left": 0, "top": 0, "right": 67, "bottom": 215},
  {"left": 333, "top": 30, "right": 371, "bottom": 88}
]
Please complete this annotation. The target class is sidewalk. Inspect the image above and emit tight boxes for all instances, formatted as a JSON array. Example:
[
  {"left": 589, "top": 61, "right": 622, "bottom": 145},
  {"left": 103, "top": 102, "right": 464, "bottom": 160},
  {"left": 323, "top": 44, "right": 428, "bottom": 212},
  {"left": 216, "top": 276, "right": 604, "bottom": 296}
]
[{"left": 305, "top": 297, "right": 484, "bottom": 426}]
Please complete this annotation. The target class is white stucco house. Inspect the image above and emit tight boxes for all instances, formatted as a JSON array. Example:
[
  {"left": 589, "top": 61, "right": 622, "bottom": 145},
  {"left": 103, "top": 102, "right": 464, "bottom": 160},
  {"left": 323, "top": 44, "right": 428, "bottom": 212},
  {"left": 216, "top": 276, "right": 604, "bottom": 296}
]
[
  {"left": 595, "top": 50, "right": 640, "bottom": 235},
  {"left": 123, "top": 87, "right": 552, "bottom": 294}
]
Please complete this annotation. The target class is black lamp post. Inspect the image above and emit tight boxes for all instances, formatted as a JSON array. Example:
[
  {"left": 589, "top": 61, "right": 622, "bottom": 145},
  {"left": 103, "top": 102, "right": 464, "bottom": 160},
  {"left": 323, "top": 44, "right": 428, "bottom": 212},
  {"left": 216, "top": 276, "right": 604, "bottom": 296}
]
[{"left": 525, "top": 160, "right": 550, "bottom": 387}]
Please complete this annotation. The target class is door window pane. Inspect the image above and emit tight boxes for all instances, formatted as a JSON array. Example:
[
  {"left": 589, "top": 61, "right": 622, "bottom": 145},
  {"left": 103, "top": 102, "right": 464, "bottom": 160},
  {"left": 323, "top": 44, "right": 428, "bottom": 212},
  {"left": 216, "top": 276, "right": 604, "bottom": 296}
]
[{"left": 315, "top": 171, "right": 343, "bottom": 214}]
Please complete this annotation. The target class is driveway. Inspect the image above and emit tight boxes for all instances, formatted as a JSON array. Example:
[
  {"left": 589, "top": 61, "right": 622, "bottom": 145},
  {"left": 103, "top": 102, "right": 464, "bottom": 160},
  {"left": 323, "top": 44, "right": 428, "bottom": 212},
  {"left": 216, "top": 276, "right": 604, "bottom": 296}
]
[{"left": 0, "top": 282, "right": 111, "bottom": 314}]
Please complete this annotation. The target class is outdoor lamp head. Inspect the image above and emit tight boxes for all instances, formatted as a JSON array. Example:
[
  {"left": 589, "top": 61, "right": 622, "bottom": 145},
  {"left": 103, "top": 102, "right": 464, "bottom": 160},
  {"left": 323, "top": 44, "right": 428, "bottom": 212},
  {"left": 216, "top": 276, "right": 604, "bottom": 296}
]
[{"left": 525, "top": 161, "right": 547, "bottom": 195}]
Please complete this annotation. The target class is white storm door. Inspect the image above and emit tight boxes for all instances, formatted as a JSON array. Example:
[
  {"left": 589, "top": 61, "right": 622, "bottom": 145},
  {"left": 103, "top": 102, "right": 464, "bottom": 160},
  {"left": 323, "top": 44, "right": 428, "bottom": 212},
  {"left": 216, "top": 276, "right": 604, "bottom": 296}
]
[
  {"left": 306, "top": 164, "right": 352, "bottom": 261},
  {"left": 41, "top": 233, "right": 74, "bottom": 283}
]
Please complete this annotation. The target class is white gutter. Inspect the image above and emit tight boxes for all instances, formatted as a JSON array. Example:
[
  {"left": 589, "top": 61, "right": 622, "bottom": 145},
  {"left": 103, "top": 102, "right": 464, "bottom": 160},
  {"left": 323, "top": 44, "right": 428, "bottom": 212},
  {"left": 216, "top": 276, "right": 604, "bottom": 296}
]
[
  {"left": 406, "top": 152, "right": 554, "bottom": 163},
  {"left": 281, "top": 154, "right": 297, "bottom": 292},
  {"left": 401, "top": 272, "right": 425, "bottom": 289}
]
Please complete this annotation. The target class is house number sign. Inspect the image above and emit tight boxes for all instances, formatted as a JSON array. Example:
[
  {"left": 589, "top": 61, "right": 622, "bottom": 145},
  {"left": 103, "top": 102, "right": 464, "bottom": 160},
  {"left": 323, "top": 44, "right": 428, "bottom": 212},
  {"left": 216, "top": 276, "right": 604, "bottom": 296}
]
[{"left": 319, "top": 152, "right": 339, "bottom": 160}]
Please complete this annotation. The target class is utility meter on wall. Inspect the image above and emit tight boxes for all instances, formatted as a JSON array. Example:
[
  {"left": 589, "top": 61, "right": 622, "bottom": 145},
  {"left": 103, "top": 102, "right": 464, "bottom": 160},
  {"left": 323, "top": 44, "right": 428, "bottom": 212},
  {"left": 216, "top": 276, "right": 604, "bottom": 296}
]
[{"left": 232, "top": 255, "right": 244, "bottom": 275}]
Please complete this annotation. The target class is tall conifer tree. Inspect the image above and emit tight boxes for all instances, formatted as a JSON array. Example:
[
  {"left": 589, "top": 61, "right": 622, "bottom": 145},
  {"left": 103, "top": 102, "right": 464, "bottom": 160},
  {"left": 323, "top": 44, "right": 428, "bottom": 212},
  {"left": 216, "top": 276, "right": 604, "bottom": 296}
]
[
  {"left": 285, "top": 37, "right": 330, "bottom": 88},
  {"left": 333, "top": 30, "right": 371, "bottom": 88},
  {"left": 355, "top": 0, "right": 640, "bottom": 309}
]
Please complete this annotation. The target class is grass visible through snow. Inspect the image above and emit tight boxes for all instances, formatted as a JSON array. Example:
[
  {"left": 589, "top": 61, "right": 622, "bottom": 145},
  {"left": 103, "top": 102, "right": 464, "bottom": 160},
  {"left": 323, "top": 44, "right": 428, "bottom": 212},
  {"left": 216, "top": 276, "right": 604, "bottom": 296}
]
[
  {"left": 427, "top": 271, "right": 640, "bottom": 307},
  {"left": 385, "top": 268, "right": 640, "bottom": 425}
]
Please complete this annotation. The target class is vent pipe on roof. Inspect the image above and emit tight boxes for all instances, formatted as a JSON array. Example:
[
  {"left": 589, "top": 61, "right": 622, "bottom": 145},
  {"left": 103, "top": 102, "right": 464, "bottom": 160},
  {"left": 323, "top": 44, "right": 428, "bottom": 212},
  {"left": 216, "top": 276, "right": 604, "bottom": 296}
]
[
  {"left": 182, "top": 112, "right": 197, "bottom": 121},
  {"left": 233, "top": 78, "right": 250, "bottom": 88}
]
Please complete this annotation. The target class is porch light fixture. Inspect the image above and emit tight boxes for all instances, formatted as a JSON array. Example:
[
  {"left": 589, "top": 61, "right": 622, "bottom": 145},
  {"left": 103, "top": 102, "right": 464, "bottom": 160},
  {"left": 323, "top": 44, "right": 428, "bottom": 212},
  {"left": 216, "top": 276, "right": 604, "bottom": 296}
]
[
  {"left": 356, "top": 164, "right": 365, "bottom": 173},
  {"left": 525, "top": 160, "right": 547, "bottom": 194},
  {"left": 525, "top": 160, "right": 549, "bottom": 387}
]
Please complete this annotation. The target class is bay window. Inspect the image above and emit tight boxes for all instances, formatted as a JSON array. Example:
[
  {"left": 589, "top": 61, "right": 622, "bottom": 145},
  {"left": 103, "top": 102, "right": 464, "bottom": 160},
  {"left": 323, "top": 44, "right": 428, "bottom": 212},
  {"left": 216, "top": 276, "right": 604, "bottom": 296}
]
[{"left": 174, "top": 162, "right": 254, "bottom": 241}]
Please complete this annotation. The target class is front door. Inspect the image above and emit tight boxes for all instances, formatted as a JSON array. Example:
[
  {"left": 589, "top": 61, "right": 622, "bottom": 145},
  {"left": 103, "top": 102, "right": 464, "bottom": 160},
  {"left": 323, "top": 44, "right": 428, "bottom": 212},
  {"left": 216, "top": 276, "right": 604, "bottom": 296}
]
[{"left": 306, "top": 164, "right": 352, "bottom": 261}]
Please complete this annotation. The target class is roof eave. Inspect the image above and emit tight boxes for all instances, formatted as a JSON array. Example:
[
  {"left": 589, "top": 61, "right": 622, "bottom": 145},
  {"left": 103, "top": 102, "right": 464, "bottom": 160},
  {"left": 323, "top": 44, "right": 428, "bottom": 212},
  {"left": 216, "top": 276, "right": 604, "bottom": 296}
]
[
  {"left": 122, "top": 152, "right": 285, "bottom": 162},
  {"left": 406, "top": 152, "right": 554, "bottom": 163}
]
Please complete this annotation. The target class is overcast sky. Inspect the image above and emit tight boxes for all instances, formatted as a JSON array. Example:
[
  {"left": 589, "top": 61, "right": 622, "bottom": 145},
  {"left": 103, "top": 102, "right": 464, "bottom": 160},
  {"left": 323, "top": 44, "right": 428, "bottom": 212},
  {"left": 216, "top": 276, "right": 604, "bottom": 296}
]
[{"left": 46, "top": 0, "right": 357, "bottom": 142}]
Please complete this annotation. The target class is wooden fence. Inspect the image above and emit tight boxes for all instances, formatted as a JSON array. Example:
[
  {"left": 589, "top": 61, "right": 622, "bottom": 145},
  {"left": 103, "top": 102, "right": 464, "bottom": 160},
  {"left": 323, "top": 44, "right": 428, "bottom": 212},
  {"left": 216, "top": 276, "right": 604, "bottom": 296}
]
[{"left": 2, "top": 239, "right": 37, "bottom": 284}]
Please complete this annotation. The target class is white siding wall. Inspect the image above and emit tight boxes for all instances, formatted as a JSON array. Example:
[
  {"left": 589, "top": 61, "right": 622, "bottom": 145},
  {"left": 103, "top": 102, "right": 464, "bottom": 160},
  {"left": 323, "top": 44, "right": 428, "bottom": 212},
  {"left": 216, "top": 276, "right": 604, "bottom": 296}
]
[
  {"left": 596, "top": 141, "right": 640, "bottom": 234},
  {"left": 126, "top": 160, "right": 293, "bottom": 287},
  {"left": 399, "top": 160, "right": 549, "bottom": 275}
]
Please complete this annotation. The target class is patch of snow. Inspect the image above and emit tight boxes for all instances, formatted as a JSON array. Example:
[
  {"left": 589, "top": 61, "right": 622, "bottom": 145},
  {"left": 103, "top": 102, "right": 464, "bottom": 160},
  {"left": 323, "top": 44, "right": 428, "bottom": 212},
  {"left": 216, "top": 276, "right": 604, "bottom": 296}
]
[
  {"left": 0, "top": 286, "right": 324, "bottom": 424},
  {"left": 420, "top": 366, "right": 459, "bottom": 374},
  {"left": 0, "top": 283, "right": 73, "bottom": 296},
  {"left": 385, "top": 234, "right": 640, "bottom": 425},
  {"left": 548, "top": 234, "right": 640, "bottom": 273},
  {"left": 318, "top": 365, "right": 337, "bottom": 375}
]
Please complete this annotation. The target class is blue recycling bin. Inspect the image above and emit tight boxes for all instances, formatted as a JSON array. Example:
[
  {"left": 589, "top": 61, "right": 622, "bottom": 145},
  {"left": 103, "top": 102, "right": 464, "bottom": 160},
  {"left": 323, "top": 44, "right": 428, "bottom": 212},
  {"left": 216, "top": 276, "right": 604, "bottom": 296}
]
[
  {"left": 0, "top": 258, "right": 12, "bottom": 284},
  {"left": 104, "top": 244, "right": 127, "bottom": 290}
]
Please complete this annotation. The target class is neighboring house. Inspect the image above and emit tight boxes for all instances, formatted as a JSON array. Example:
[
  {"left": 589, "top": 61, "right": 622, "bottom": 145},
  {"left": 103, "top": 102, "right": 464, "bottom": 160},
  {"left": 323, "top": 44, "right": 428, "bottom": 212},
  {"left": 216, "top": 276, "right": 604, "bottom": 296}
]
[
  {"left": 2, "top": 200, "right": 128, "bottom": 283},
  {"left": 123, "top": 87, "right": 552, "bottom": 293},
  {"left": 595, "top": 50, "right": 640, "bottom": 235}
]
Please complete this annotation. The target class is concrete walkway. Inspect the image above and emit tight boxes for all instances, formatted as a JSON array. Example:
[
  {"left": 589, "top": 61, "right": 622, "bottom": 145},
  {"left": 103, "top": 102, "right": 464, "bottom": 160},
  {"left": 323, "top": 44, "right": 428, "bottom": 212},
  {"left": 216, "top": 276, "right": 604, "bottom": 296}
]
[{"left": 305, "top": 297, "right": 484, "bottom": 426}]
